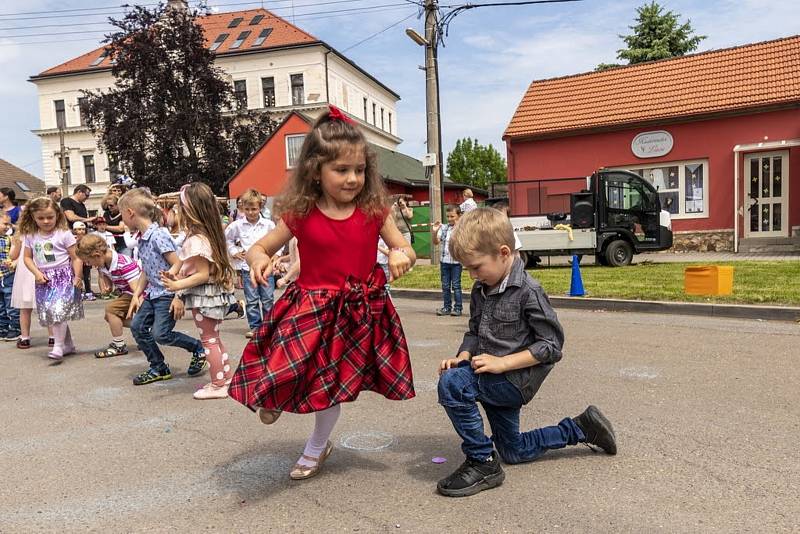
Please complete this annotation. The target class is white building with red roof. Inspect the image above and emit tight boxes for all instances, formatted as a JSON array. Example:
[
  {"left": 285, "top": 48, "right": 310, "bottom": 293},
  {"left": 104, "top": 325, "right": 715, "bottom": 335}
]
[{"left": 28, "top": 1, "right": 401, "bottom": 211}]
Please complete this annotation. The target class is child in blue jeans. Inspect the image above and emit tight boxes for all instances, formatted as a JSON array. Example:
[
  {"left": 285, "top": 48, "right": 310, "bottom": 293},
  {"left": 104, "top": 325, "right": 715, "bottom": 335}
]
[
  {"left": 436, "top": 208, "right": 616, "bottom": 497},
  {"left": 224, "top": 188, "right": 275, "bottom": 338},
  {"left": 432, "top": 205, "right": 462, "bottom": 316},
  {"left": 119, "top": 189, "right": 205, "bottom": 385},
  {"left": 0, "top": 214, "right": 21, "bottom": 341}
]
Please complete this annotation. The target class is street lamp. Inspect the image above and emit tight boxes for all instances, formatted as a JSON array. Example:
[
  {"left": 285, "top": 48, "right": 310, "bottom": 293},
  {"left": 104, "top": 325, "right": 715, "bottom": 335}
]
[{"left": 406, "top": 6, "right": 444, "bottom": 265}]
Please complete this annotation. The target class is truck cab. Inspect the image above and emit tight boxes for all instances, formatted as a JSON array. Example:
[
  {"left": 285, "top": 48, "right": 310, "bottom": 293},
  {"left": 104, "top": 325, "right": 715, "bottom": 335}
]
[{"left": 494, "top": 169, "right": 673, "bottom": 266}]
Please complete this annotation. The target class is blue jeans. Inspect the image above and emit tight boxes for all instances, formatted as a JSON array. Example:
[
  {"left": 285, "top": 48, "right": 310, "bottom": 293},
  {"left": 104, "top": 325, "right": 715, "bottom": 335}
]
[
  {"left": 438, "top": 362, "right": 585, "bottom": 462},
  {"left": 241, "top": 269, "right": 274, "bottom": 331},
  {"left": 0, "top": 279, "right": 20, "bottom": 338},
  {"left": 440, "top": 262, "right": 462, "bottom": 312},
  {"left": 130, "top": 295, "right": 202, "bottom": 372}
]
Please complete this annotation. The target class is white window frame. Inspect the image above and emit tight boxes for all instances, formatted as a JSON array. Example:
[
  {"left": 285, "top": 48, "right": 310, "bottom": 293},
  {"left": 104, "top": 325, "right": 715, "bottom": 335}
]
[
  {"left": 611, "top": 158, "right": 710, "bottom": 219},
  {"left": 285, "top": 134, "right": 306, "bottom": 169}
]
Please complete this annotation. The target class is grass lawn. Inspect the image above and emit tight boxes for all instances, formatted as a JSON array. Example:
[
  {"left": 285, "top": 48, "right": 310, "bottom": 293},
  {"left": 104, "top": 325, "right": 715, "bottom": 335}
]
[{"left": 392, "top": 262, "right": 800, "bottom": 306}]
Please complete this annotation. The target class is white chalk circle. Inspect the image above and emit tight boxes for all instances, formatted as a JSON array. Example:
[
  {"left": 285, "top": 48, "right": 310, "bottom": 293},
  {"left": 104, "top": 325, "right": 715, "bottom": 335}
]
[
  {"left": 414, "top": 378, "right": 440, "bottom": 393},
  {"left": 339, "top": 431, "right": 395, "bottom": 452},
  {"left": 408, "top": 340, "right": 441, "bottom": 348},
  {"left": 619, "top": 367, "right": 659, "bottom": 380}
]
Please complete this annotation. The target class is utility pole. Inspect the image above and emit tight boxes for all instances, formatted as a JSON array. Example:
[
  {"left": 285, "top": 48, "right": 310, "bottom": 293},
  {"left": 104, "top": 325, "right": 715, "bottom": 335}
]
[
  {"left": 408, "top": 0, "right": 444, "bottom": 265},
  {"left": 57, "top": 120, "right": 68, "bottom": 195}
]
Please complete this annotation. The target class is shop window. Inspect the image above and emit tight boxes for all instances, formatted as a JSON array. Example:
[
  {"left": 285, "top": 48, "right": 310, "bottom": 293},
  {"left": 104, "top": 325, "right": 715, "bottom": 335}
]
[{"left": 617, "top": 160, "right": 708, "bottom": 219}]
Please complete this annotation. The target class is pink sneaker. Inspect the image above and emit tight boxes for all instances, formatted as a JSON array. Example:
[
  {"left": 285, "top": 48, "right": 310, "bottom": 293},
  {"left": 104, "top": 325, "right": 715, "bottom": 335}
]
[
  {"left": 47, "top": 351, "right": 63, "bottom": 362},
  {"left": 193, "top": 382, "right": 229, "bottom": 400}
]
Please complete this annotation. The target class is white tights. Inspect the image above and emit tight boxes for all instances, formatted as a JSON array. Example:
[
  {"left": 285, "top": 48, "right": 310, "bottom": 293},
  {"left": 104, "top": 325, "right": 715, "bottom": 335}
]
[{"left": 297, "top": 404, "right": 341, "bottom": 467}]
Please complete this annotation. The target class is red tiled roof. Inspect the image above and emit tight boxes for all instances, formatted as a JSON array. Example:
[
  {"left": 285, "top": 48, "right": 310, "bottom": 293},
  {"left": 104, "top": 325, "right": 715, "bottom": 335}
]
[
  {"left": 505, "top": 35, "right": 800, "bottom": 140},
  {"left": 36, "top": 8, "right": 318, "bottom": 77}
]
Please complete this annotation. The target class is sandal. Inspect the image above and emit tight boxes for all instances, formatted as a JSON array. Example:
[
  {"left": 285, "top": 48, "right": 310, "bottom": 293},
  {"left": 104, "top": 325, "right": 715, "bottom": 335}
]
[
  {"left": 257, "top": 407, "right": 282, "bottom": 425},
  {"left": 95, "top": 343, "right": 128, "bottom": 358},
  {"left": 290, "top": 441, "right": 333, "bottom": 480}
]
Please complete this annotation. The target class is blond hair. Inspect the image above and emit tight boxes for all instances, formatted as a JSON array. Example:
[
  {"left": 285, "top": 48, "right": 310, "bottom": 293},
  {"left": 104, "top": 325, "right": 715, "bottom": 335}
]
[
  {"left": 449, "top": 207, "right": 515, "bottom": 262},
  {"left": 239, "top": 188, "right": 263, "bottom": 206},
  {"left": 462, "top": 188, "right": 474, "bottom": 199},
  {"left": 118, "top": 188, "right": 163, "bottom": 225},
  {"left": 76, "top": 233, "right": 109, "bottom": 258},
  {"left": 101, "top": 193, "right": 120, "bottom": 211},
  {"left": 17, "top": 197, "right": 68, "bottom": 236},
  {"left": 274, "top": 109, "right": 387, "bottom": 220}
]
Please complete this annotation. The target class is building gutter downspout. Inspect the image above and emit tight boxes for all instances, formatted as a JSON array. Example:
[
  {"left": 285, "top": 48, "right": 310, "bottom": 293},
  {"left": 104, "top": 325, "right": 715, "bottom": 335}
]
[{"left": 324, "top": 50, "right": 331, "bottom": 105}]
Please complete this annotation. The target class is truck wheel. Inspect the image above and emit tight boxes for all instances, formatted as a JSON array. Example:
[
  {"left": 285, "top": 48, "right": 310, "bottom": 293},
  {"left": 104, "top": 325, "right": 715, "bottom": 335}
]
[{"left": 605, "top": 240, "right": 633, "bottom": 267}]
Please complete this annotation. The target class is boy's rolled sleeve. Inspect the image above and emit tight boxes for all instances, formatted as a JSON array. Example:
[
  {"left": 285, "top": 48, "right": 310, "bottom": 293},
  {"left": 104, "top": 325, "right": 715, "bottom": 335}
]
[
  {"left": 524, "top": 287, "right": 564, "bottom": 365},
  {"left": 457, "top": 287, "right": 482, "bottom": 356}
]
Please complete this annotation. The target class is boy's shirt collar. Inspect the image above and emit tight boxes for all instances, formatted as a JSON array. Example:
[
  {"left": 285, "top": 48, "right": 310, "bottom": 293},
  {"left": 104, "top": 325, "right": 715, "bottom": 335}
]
[
  {"left": 479, "top": 257, "right": 526, "bottom": 297},
  {"left": 140, "top": 223, "right": 159, "bottom": 241}
]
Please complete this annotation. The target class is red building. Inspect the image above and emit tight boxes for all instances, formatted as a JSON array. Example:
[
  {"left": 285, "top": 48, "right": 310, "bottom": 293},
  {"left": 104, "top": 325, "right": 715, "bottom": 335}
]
[
  {"left": 226, "top": 111, "right": 486, "bottom": 207},
  {"left": 504, "top": 35, "right": 800, "bottom": 253}
]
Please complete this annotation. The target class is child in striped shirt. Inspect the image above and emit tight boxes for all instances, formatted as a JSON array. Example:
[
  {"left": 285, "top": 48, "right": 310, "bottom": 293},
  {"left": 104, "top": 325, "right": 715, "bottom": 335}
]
[{"left": 76, "top": 233, "right": 141, "bottom": 358}]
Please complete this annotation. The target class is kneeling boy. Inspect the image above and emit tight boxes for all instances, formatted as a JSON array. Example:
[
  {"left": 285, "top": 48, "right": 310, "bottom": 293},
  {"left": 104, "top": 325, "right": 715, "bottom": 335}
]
[
  {"left": 436, "top": 207, "right": 617, "bottom": 497},
  {"left": 76, "top": 234, "right": 141, "bottom": 357}
]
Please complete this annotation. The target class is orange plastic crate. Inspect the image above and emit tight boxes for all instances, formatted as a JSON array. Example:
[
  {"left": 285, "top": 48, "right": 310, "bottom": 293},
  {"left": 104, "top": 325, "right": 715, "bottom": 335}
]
[{"left": 684, "top": 266, "right": 733, "bottom": 296}]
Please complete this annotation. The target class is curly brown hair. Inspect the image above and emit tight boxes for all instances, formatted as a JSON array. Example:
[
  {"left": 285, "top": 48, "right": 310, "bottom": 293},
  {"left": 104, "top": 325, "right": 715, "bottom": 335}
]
[
  {"left": 17, "top": 197, "right": 68, "bottom": 236},
  {"left": 274, "top": 110, "right": 387, "bottom": 221}
]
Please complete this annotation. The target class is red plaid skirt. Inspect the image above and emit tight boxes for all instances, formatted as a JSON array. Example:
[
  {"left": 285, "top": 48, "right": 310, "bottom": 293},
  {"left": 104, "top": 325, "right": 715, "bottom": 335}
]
[{"left": 228, "top": 265, "right": 415, "bottom": 414}]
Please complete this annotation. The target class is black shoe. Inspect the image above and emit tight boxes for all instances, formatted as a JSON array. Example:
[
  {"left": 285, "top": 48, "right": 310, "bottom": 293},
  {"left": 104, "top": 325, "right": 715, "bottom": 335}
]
[
  {"left": 436, "top": 308, "right": 452, "bottom": 316},
  {"left": 437, "top": 451, "right": 505, "bottom": 497},
  {"left": 573, "top": 405, "right": 617, "bottom": 455},
  {"left": 133, "top": 367, "right": 172, "bottom": 386},
  {"left": 187, "top": 348, "right": 208, "bottom": 376}
]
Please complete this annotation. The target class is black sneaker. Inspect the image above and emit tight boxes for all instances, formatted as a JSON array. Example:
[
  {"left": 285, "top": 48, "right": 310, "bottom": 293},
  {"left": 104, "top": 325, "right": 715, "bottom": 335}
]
[
  {"left": 187, "top": 348, "right": 208, "bottom": 376},
  {"left": 437, "top": 451, "right": 505, "bottom": 497},
  {"left": 573, "top": 405, "right": 617, "bottom": 455},
  {"left": 436, "top": 308, "right": 452, "bottom": 316},
  {"left": 133, "top": 367, "right": 172, "bottom": 386}
]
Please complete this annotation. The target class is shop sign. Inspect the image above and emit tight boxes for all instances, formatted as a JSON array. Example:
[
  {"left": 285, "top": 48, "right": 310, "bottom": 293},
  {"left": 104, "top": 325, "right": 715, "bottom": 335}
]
[{"left": 631, "top": 130, "right": 673, "bottom": 158}]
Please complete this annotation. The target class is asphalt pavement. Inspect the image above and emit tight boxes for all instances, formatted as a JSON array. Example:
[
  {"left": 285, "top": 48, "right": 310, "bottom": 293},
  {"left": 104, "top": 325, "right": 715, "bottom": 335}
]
[{"left": 1, "top": 297, "right": 798, "bottom": 532}]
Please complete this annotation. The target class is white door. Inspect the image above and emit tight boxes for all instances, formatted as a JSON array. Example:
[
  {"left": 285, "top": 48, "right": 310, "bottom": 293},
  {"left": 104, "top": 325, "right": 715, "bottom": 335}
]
[{"left": 744, "top": 151, "right": 789, "bottom": 237}]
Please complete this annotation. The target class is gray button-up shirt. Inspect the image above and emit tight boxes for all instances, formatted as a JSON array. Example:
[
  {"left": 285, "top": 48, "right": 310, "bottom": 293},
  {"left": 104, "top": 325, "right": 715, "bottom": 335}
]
[{"left": 458, "top": 257, "right": 564, "bottom": 403}]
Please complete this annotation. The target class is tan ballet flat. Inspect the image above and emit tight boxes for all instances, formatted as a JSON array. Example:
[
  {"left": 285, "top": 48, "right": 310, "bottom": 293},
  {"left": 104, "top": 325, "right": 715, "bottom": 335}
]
[
  {"left": 257, "top": 408, "right": 282, "bottom": 425},
  {"left": 289, "top": 441, "right": 333, "bottom": 481}
]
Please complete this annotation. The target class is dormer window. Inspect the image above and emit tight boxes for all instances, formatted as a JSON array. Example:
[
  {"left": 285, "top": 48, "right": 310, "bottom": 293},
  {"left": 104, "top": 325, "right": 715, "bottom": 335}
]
[
  {"left": 252, "top": 28, "right": 272, "bottom": 47},
  {"left": 210, "top": 33, "right": 228, "bottom": 51},
  {"left": 90, "top": 50, "right": 108, "bottom": 67},
  {"left": 228, "top": 17, "right": 243, "bottom": 28},
  {"left": 230, "top": 31, "right": 251, "bottom": 50},
  {"left": 249, "top": 15, "right": 264, "bottom": 25}
]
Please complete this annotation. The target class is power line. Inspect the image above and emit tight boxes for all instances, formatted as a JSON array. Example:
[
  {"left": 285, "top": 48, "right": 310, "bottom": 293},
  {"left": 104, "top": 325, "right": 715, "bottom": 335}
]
[
  {"left": 341, "top": 10, "right": 417, "bottom": 52},
  {"left": 0, "top": 4, "right": 413, "bottom": 45}
]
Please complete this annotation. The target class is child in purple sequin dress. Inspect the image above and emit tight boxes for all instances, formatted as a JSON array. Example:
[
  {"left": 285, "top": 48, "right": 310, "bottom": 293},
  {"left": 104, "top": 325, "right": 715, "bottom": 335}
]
[{"left": 19, "top": 198, "right": 84, "bottom": 361}]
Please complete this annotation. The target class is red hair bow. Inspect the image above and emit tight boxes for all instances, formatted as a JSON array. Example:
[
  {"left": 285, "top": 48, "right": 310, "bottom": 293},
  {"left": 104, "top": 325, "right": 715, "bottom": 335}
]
[{"left": 328, "top": 105, "right": 354, "bottom": 124}]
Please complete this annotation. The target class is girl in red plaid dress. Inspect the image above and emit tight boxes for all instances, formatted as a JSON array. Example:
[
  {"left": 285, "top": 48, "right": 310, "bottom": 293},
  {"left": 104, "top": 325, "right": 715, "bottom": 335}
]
[{"left": 228, "top": 106, "right": 417, "bottom": 480}]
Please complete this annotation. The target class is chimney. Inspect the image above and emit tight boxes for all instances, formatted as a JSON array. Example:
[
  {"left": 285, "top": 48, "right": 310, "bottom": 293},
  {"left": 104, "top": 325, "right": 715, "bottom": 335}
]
[{"left": 167, "top": 0, "right": 188, "bottom": 11}]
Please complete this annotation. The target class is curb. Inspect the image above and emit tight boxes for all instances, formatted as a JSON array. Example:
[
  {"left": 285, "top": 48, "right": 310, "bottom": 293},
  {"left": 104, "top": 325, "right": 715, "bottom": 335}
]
[{"left": 391, "top": 288, "right": 800, "bottom": 323}]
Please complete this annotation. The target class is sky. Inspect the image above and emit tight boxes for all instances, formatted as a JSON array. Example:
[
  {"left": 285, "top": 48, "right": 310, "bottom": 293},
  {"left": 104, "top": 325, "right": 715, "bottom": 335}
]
[{"left": 0, "top": 0, "right": 798, "bottom": 182}]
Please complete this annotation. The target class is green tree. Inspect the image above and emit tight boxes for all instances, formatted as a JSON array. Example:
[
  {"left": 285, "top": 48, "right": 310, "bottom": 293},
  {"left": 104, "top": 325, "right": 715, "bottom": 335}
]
[
  {"left": 446, "top": 138, "right": 507, "bottom": 191},
  {"left": 82, "top": 4, "right": 277, "bottom": 194},
  {"left": 596, "top": 1, "right": 705, "bottom": 71}
]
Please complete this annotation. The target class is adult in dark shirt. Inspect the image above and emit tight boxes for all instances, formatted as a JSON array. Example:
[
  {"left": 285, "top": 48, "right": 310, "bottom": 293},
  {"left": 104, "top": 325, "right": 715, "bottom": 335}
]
[
  {"left": 60, "top": 184, "right": 92, "bottom": 229},
  {"left": 101, "top": 193, "right": 127, "bottom": 252}
]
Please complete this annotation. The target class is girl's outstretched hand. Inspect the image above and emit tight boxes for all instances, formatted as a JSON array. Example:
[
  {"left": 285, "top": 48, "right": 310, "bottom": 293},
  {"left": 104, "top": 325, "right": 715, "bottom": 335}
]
[
  {"left": 250, "top": 257, "right": 272, "bottom": 287},
  {"left": 387, "top": 249, "right": 412, "bottom": 281}
]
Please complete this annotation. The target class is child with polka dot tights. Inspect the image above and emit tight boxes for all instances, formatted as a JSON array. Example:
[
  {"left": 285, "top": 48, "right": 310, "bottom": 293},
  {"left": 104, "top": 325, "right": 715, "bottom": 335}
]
[{"left": 161, "top": 183, "right": 237, "bottom": 400}]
